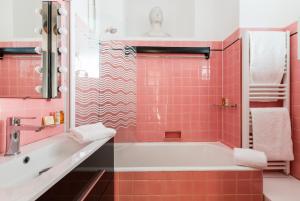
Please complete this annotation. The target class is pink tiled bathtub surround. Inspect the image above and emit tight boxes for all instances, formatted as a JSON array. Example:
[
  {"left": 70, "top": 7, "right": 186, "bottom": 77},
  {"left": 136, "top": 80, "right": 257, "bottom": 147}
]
[
  {"left": 220, "top": 23, "right": 300, "bottom": 181},
  {"left": 115, "top": 171, "right": 263, "bottom": 201},
  {"left": 287, "top": 22, "right": 300, "bottom": 179},
  {"left": 130, "top": 41, "right": 223, "bottom": 142},
  {"left": 73, "top": 23, "right": 299, "bottom": 148},
  {"left": 221, "top": 26, "right": 295, "bottom": 148},
  {"left": 222, "top": 36, "right": 242, "bottom": 148}
]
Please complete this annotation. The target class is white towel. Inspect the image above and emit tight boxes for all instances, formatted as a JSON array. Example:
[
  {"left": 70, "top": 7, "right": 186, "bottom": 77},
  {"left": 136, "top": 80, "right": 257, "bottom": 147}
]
[
  {"left": 70, "top": 123, "right": 116, "bottom": 144},
  {"left": 249, "top": 31, "right": 287, "bottom": 85},
  {"left": 251, "top": 108, "right": 294, "bottom": 161},
  {"left": 233, "top": 148, "right": 267, "bottom": 169}
]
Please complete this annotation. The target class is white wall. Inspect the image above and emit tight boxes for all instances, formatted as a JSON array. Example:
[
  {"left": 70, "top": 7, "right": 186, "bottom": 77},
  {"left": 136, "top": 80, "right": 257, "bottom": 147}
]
[
  {"left": 12, "top": 0, "right": 42, "bottom": 39},
  {"left": 71, "top": 0, "right": 99, "bottom": 78},
  {"left": 194, "top": 0, "right": 239, "bottom": 41},
  {"left": 93, "top": 0, "right": 299, "bottom": 41},
  {"left": 96, "top": 0, "right": 125, "bottom": 39},
  {"left": 0, "top": 1, "right": 13, "bottom": 41},
  {"left": 240, "top": 0, "right": 300, "bottom": 28},
  {"left": 95, "top": 0, "right": 239, "bottom": 41},
  {"left": 124, "top": 0, "right": 195, "bottom": 38},
  {"left": 0, "top": 0, "right": 41, "bottom": 41},
  {"left": 72, "top": 0, "right": 89, "bottom": 25}
]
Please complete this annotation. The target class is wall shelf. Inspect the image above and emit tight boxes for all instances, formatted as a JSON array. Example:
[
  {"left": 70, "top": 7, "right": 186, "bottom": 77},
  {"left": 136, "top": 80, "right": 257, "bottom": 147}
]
[{"left": 213, "top": 104, "right": 238, "bottom": 109}]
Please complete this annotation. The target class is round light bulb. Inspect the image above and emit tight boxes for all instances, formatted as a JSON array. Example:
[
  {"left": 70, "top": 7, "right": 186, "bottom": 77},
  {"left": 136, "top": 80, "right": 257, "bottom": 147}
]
[
  {"left": 35, "top": 47, "right": 42, "bottom": 54},
  {"left": 35, "top": 86, "right": 43, "bottom": 94},
  {"left": 57, "top": 27, "right": 68, "bottom": 35},
  {"left": 57, "top": 8, "right": 68, "bottom": 16},
  {"left": 58, "top": 47, "right": 67, "bottom": 54},
  {"left": 58, "top": 66, "right": 68, "bottom": 73},
  {"left": 59, "top": 85, "right": 68, "bottom": 93},
  {"left": 35, "top": 66, "right": 43, "bottom": 74},
  {"left": 34, "top": 27, "right": 43, "bottom": 35}
]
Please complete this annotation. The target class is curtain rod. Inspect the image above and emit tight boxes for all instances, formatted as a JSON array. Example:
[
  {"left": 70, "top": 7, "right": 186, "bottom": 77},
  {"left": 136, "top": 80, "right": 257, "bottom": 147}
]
[
  {"left": 137, "top": 54, "right": 207, "bottom": 59},
  {"left": 134, "top": 46, "right": 211, "bottom": 59}
]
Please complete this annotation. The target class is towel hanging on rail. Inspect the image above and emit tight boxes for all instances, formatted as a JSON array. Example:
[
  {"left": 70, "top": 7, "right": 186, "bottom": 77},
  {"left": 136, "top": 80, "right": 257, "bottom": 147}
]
[
  {"left": 250, "top": 107, "right": 294, "bottom": 161},
  {"left": 249, "top": 31, "right": 287, "bottom": 85}
]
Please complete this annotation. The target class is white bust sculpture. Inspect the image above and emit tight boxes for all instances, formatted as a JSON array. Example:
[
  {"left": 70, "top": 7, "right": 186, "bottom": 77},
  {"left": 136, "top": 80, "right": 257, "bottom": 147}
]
[{"left": 144, "top": 7, "right": 170, "bottom": 37}]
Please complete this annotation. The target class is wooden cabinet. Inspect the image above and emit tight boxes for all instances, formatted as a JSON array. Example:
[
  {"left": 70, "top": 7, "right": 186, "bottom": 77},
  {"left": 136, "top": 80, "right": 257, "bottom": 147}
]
[{"left": 37, "top": 139, "right": 114, "bottom": 201}]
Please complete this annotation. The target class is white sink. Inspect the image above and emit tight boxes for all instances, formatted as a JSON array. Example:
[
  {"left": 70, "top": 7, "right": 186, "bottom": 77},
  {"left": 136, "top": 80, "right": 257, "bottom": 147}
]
[
  {"left": 0, "top": 133, "right": 112, "bottom": 201},
  {"left": 0, "top": 135, "right": 83, "bottom": 188}
]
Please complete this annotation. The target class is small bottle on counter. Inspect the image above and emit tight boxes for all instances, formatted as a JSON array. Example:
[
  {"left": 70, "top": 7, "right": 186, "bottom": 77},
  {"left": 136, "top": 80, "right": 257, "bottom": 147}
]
[
  {"left": 222, "top": 97, "right": 226, "bottom": 106},
  {"left": 43, "top": 116, "right": 55, "bottom": 126},
  {"left": 60, "top": 111, "right": 64, "bottom": 124},
  {"left": 55, "top": 112, "right": 61, "bottom": 125},
  {"left": 224, "top": 98, "right": 229, "bottom": 106},
  {"left": 222, "top": 97, "right": 230, "bottom": 107}
]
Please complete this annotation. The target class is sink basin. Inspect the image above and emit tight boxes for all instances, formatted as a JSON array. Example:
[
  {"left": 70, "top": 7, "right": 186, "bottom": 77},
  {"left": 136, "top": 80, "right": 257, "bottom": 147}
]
[
  {"left": 0, "top": 133, "right": 111, "bottom": 201},
  {"left": 0, "top": 135, "right": 84, "bottom": 188}
]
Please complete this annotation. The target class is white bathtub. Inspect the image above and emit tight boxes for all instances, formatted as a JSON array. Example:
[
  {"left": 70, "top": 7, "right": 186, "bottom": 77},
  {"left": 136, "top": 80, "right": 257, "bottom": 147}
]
[{"left": 114, "top": 142, "right": 254, "bottom": 172}]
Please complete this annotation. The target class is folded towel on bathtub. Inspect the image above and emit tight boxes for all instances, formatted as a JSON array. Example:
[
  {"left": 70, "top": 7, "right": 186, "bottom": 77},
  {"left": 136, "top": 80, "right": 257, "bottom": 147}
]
[
  {"left": 251, "top": 108, "right": 294, "bottom": 161},
  {"left": 70, "top": 123, "right": 116, "bottom": 144},
  {"left": 234, "top": 148, "right": 267, "bottom": 169}
]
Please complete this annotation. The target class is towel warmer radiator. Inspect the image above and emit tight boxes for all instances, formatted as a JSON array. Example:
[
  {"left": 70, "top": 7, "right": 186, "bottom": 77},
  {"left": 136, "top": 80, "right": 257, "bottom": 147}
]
[{"left": 242, "top": 31, "right": 290, "bottom": 174}]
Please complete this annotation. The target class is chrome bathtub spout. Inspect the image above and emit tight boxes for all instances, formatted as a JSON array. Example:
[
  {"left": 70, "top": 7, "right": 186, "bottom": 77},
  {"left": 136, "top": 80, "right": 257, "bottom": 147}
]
[{"left": 5, "top": 117, "right": 43, "bottom": 156}]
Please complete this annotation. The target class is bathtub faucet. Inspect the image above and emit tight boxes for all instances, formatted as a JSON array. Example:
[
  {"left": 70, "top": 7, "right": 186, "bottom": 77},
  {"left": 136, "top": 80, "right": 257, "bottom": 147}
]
[{"left": 5, "top": 117, "right": 43, "bottom": 156}]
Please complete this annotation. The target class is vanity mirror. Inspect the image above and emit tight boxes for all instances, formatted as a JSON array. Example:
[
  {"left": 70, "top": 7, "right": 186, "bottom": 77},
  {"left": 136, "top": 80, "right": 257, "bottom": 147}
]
[
  {"left": 298, "top": 19, "right": 300, "bottom": 60},
  {"left": 0, "top": 0, "right": 68, "bottom": 99}
]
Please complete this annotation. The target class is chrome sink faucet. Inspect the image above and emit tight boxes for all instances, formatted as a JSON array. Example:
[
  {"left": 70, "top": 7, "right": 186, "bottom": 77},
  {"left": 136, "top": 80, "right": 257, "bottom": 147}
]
[{"left": 5, "top": 117, "right": 43, "bottom": 156}]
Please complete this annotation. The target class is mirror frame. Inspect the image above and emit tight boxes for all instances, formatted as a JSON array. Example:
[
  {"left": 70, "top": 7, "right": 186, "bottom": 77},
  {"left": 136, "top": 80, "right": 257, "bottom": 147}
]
[
  {"left": 41, "top": 1, "right": 63, "bottom": 99},
  {"left": 298, "top": 19, "right": 300, "bottom": 60}
]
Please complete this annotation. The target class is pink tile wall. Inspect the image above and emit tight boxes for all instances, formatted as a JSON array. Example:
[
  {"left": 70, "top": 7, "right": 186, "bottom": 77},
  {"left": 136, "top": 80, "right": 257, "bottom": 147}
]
[
  {"left": 222, "top": 35, "right": 242, "bottom": 148},
  {"left": 223, "top": 30, "right": 241, "bottom": 49},
  {"left": 115, "top": 170, "right": 263, "bottom": 201},
  {"left": 129, "top": 41, "right": 223, "bottom": 142},
  {"left": 107, "top": 25, "right": 297, "bottom": 146},
  {"left": 221, "top": 27, "right": 291, "bottom": 148},
  {"left": 0, "top": 42, "right": 42, "bottom": 98},
  {"left": 0, "top": 60, "right": 64, "bottom": 154},
  {"left": 0, "top": 0, "right": 67, "bottom": 153},
  {"left": 0, "top": 99, "right": 64, "bottom": 153},
  {"left": 287, "top": 22, "right": 300, "bottom": 179}
]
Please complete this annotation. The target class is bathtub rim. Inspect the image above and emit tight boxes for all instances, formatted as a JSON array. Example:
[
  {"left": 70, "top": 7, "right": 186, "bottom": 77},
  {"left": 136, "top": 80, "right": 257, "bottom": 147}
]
[{"left": 114, "top": 141, "right": 256, "bottom": 172}]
